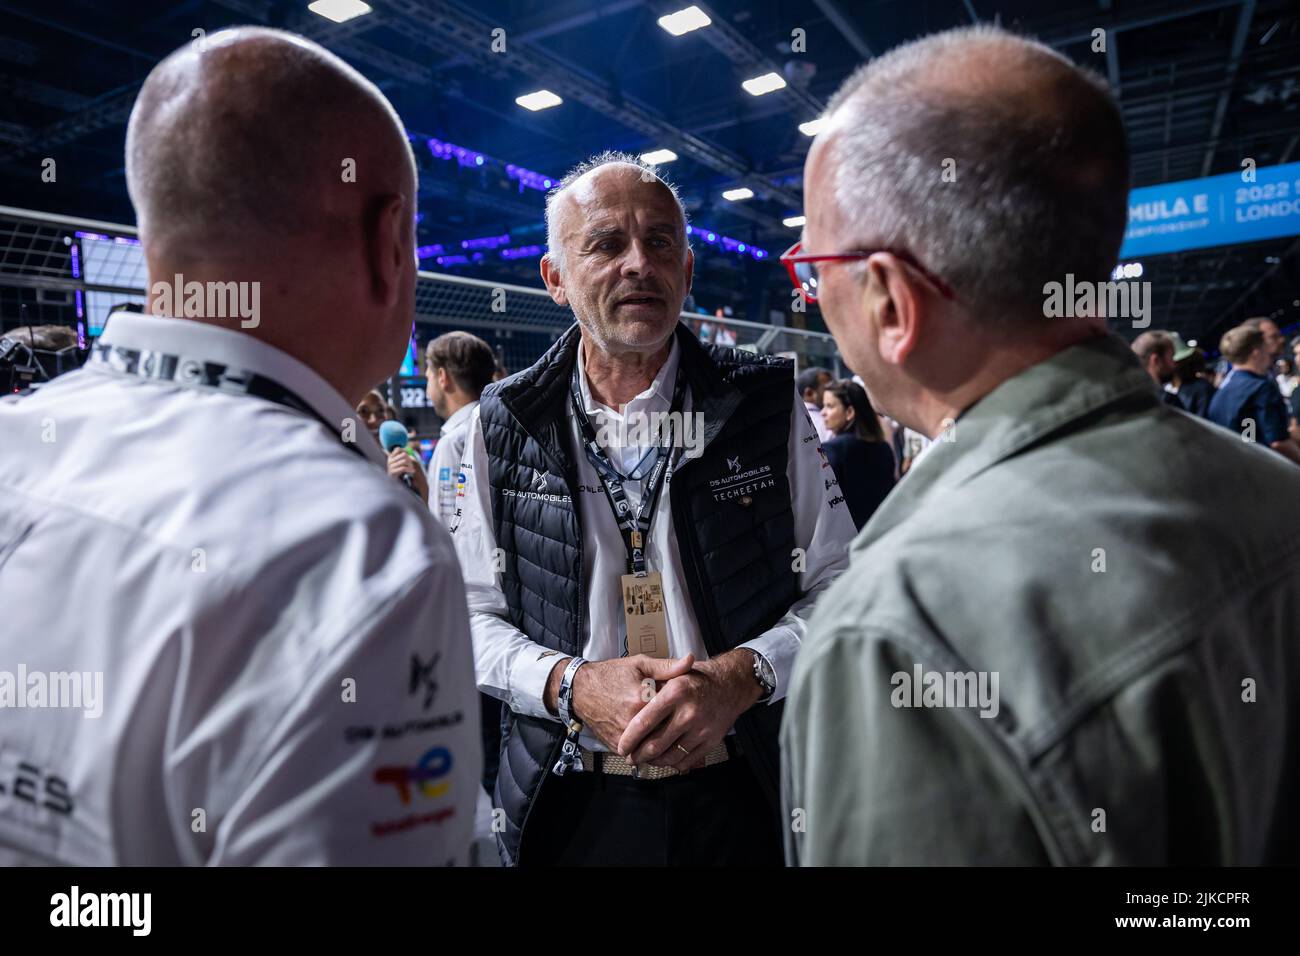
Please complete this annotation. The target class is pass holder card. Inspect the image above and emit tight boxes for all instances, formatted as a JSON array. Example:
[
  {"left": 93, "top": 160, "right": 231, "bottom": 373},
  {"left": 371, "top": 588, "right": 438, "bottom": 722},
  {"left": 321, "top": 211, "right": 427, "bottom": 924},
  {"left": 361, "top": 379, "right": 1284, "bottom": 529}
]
[{"left": 622, "top": 570, "right": 669, "bottom": 658}]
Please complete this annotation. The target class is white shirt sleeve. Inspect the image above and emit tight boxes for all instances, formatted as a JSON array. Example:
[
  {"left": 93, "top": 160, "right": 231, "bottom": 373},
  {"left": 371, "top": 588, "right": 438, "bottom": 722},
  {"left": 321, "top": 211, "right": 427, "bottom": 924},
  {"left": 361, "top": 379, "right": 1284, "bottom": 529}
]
[
  {"left": 737, "top": 388, "right": 855, "bottom": 703},
  {"left": 452, "top": 406, "right": 564, "bottom": 724},
  {"left": 207, "top": 556, "right": 481, "bottom": 866},
  {"left": 428, "top": 424, "right": 468, "bottom": 526}
]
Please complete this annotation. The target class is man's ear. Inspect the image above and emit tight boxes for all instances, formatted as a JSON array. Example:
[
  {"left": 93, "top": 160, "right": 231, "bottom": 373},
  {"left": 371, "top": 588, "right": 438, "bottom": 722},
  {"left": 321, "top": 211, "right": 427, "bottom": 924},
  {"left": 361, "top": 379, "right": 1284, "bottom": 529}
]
[
  {"left": 867, "top": 253, "right": 925, "bottom": 367},
  {"left": 437, "top": 365, "right": 453, "bottom": 396},
  {"left": 540, "top": 254, "right": 568, "bottom": 307},
  {"left": 683, "top": 247, "right": 695, "bottom": 298},
  {"left": 367, "top": 193, "right": 407, "bottom": 307}
]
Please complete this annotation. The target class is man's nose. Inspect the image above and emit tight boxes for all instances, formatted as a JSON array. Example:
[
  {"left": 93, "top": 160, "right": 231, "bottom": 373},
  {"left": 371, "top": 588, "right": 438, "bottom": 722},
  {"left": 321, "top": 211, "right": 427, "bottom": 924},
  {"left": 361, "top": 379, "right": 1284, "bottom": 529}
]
[{"left": 619, "top": 240, "right": 653, "bottom": 278}]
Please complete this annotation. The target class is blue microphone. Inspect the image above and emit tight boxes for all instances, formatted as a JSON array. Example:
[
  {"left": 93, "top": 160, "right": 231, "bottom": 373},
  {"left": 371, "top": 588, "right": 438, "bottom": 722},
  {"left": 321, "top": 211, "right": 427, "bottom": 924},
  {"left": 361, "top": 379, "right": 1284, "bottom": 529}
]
[{"left": 379, "top": 420, "right": 414, "bottom": 491}]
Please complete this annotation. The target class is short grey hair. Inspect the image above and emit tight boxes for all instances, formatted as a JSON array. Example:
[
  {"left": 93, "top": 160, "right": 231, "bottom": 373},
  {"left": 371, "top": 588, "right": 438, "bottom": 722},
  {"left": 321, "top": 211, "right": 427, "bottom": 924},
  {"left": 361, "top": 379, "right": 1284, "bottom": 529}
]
[
  {"left": 544, "top": 150, "right": 690, "bottom": 274},
  {"left": 823, "top": 25, "right": 1129, "bottom": 320}
]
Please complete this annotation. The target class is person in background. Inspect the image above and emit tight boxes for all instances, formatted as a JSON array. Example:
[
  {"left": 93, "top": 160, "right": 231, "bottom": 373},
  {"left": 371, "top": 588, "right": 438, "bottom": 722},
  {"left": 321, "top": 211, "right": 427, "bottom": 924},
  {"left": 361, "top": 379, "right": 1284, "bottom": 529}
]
[
  {"left": 1243, "top": 316, "right": 1286, "bottom": 362},
  {"left": 393, "top": 330, "right": 503, "bottom": 817},
  {"left": 1130, "top": 331, "right": 1182, "bottom": 408},
  {"left": 0, "top": 323, "right": 84, "bottom": 394},
  {"left": 819, "top": 379, "right": 896, "bottom": 530},
  {"left": 1275, "top": 357, "right": 1297, "bottom": 400},
  {"left": 408, "top": 331, "right": 497, "bottom": 525},
  {"left": 359, "top": 388, "right": 428, "bottom": 499},
  {"left": 1208, "top": 324, "right": 1300, "bottom": 465},
  {"left": 1171, "top": 346, "right": 1216, "bottom": 419},
  {"left": 797, "top": 365, "right": 834, "bottom": 443},
  {"left": 1291, "top": 336, "right": 1300, "bottom": 440},
  {"left": 0, "top": 323, "right": 78, "bottom": 351},
  {"left": 356, "top": 387, "right": 394, "bottom": 441},
  {"left": 1234, "top": 315, "right": 1287, "bottom": 409}
]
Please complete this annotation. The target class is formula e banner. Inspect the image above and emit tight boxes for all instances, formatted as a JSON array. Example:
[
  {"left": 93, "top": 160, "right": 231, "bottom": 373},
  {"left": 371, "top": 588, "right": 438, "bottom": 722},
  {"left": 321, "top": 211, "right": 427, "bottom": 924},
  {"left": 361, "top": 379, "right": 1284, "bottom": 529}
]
[{"left": 1118, "top": 161, "right": 1300, "bottom": 259}]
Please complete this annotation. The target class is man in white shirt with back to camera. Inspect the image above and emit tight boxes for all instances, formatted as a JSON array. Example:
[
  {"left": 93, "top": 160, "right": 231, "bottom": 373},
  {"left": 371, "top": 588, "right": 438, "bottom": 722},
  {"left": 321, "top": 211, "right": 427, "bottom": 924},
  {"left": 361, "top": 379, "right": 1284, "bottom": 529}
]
[{"left": 0, "top": 27, "right": 479, "bottom": 865}]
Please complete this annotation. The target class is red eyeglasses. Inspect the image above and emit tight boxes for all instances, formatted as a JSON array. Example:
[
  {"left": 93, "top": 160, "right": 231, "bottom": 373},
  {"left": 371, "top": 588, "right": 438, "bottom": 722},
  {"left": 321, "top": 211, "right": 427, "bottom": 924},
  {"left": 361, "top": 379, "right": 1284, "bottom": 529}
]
[{"left": 779, "top": 240, "right": 956, "bottom": 304}]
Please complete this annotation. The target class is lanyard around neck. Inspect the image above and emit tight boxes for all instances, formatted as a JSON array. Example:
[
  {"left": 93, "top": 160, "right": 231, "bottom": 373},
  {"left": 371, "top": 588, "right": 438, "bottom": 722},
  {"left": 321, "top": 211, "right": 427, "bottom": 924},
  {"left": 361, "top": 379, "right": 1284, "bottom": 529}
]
[
  {"left": 568, "top": 360, "right": 687, "bottom": 576},
  {"left": 91, "top": 341, "right": 366, "bottom": 459}
]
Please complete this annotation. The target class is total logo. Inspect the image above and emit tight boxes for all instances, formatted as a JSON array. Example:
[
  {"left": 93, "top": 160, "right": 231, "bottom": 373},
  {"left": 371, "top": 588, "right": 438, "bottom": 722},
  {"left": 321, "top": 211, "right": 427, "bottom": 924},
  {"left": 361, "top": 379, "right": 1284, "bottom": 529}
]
[{"left": 373, "top": 745, "right": 454, "bottom": 805}]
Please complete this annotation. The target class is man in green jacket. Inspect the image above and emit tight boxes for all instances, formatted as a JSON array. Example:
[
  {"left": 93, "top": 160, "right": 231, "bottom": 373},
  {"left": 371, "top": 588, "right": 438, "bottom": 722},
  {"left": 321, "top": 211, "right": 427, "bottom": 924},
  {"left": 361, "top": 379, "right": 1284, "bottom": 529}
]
[{"left": 780, "top": 25, "right": 1300, "bottom": 865}]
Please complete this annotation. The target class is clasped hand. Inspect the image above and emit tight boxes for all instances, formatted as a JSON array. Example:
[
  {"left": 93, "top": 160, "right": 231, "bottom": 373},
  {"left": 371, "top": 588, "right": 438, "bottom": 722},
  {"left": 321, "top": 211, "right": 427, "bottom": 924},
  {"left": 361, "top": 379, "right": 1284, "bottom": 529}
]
[{"left": 567, "top": 650, "right": 762, "bottom": 771}]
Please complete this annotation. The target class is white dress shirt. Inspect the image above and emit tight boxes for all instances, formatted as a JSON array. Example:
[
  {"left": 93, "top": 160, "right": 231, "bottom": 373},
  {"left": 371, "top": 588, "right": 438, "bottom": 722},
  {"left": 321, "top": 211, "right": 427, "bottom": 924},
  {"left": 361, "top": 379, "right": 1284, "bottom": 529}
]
[
  {"left": 0, "top": 313, "right": 479, "bottom": 865},
  {"left": 429, "top": 400, "right": 478, "bottom": 527},
  {"left": 452, "top": 335, "right": 855, "bottom": 751}
]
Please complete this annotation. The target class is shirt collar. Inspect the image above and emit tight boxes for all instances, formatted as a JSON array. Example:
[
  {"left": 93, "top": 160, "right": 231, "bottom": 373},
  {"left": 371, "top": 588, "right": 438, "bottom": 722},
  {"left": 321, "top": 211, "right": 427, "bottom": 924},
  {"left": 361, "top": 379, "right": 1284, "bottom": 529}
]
[
  {"left": 576, "top": 334, "right": 680, "bottom": 418},
  {"left": 441, "top": 399, "right": 478, "bottom": 433},
  {"left": 95, "top": 312, "right": 385, "bottom": 466},
  {"left": 855, "top": 333, "right": 1152, "bottom": 550}
]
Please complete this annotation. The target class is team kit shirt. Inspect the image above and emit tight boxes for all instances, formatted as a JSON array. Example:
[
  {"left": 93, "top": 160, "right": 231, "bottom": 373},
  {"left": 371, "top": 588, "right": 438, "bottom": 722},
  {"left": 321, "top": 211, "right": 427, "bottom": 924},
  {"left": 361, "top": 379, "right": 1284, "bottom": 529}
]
[
  {"left": 429, "top": 400, "right": 478, "bottom": 528},
  {"left": 0, "top": 313, "right": 479, "bottom": 865}
]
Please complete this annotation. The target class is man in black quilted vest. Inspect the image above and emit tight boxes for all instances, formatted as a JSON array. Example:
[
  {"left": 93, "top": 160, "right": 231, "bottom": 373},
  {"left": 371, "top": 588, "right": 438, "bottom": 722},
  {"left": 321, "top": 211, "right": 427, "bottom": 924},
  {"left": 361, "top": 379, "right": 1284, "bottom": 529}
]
[{"left": 451, "top": 151, "right": 856, "bottom": 866}]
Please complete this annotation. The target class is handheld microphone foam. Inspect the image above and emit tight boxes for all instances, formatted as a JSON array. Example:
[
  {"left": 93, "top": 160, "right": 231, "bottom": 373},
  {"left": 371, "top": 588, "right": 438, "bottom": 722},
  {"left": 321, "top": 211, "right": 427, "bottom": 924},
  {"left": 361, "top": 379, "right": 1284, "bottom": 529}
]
[
  {"left": 379, "top": 420, "right": 409, "bottom": 453},
  {"left": 378, "top": 421, "right": 415, "bottom": 490}
]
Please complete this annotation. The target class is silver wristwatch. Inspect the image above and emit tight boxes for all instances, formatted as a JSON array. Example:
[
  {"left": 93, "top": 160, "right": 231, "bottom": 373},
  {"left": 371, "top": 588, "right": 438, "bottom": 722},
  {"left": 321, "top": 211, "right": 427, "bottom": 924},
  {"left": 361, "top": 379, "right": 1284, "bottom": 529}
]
[{"left": 751, "top": 650, "right": 776, "bottom": 702}]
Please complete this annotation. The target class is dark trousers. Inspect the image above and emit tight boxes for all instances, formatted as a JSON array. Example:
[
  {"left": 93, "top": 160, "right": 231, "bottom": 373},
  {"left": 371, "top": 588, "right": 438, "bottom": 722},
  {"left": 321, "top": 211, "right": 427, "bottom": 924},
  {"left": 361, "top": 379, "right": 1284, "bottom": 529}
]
[{"left": 520, "top": 751, "right": 783, "bottom": 866}]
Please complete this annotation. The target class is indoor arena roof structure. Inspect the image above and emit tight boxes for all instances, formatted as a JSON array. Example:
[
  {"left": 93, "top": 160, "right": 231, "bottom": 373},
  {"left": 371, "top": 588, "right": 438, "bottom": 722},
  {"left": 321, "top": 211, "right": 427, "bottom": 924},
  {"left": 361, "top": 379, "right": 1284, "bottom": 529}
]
[{"left": 1, "top": 0, "right": 1298, "bottom": 342}]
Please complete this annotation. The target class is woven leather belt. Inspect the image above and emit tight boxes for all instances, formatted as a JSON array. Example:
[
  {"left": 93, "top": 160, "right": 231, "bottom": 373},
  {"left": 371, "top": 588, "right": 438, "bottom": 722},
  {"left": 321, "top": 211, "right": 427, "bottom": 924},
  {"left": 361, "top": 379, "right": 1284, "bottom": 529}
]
[{"left": 579, "top": 741, "right": 729, "bottom": 780}]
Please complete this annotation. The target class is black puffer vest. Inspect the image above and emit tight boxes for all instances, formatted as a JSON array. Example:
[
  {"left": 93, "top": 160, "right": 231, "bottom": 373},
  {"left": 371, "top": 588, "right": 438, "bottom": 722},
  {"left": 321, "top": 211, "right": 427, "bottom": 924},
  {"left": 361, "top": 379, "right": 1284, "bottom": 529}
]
[{"left": 479, "top": 321, "right": 798, "bottom": 865}]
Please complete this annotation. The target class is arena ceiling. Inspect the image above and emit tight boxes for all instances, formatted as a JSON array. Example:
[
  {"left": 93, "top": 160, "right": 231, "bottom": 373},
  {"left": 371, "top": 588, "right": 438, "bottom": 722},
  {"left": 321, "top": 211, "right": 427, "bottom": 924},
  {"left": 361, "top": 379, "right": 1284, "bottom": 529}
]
[{"left": 1, "top": 0, "right": 1298, "bottom": 345}]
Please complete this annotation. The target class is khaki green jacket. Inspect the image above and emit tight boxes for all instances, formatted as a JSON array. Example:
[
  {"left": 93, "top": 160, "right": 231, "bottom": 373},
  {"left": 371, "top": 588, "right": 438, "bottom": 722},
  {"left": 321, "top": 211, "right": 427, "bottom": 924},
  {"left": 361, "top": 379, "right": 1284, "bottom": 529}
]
[{"left": 782, "top": 334, "right": 1300, "bottom": 865}]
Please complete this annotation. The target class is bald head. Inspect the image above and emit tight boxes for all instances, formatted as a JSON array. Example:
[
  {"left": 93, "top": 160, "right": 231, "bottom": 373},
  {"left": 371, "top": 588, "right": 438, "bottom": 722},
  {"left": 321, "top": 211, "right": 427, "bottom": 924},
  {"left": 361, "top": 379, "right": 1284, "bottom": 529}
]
[
  {"left": 126, "top": 27, "right": 415, "bottom": 258},
  {"left": 812, "top": 25, "right": 1129, "bottom": 321},
  {"left": 124, "top": 28, "right": 420, "bottom": 406}
]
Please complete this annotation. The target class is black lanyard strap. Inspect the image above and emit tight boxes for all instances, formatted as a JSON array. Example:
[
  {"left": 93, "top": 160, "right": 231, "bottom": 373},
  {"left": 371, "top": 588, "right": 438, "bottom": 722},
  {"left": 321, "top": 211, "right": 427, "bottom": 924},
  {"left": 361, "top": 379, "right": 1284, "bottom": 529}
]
[
  {"left": 91, "top": 342, "right": 366, "bottom": 459},
  {"left": 569, "top": 358, "right": 687, "bottom": 576}
]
